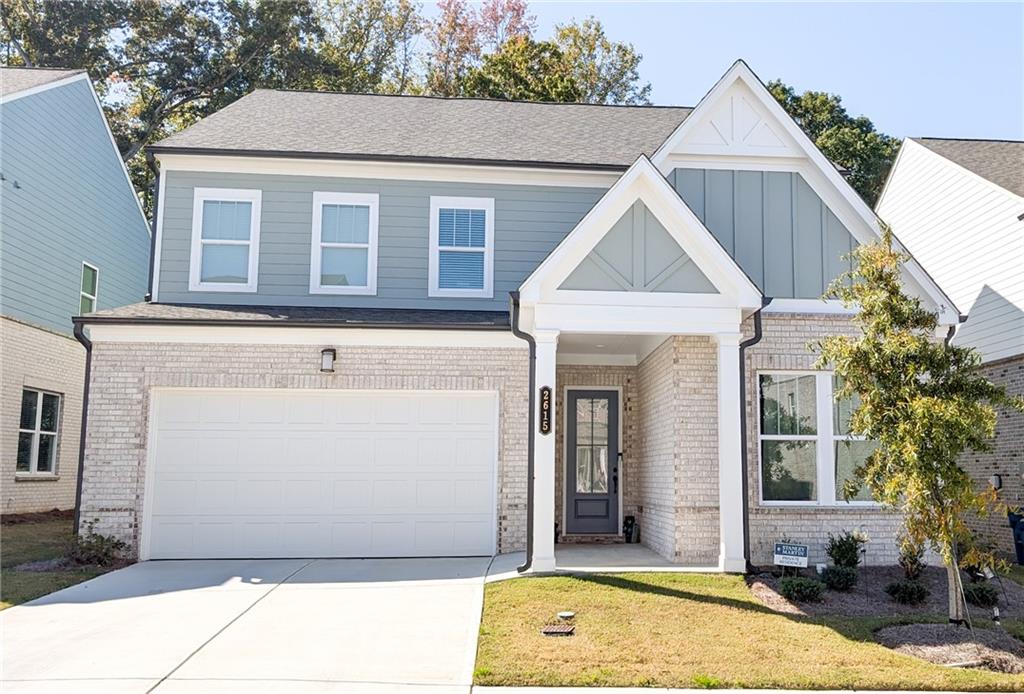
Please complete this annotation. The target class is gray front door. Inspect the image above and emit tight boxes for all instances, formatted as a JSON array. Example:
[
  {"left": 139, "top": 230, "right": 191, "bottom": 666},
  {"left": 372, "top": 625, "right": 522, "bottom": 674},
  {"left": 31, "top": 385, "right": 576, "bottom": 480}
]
[{"left": 565, "top": 390, "right": 619, "bottom": 534}]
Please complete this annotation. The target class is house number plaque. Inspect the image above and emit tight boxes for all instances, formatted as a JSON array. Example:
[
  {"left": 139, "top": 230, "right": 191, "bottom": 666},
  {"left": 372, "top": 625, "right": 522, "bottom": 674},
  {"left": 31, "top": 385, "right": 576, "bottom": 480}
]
[{"left": 539, "top": 386, "right": 552, "bottom": 435}]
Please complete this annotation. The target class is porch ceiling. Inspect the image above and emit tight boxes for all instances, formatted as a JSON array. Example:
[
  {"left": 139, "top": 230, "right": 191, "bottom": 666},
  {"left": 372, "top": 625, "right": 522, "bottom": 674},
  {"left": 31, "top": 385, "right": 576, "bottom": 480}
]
[{"left": 557, "top": 332, "right": 669, "bottom": 365}]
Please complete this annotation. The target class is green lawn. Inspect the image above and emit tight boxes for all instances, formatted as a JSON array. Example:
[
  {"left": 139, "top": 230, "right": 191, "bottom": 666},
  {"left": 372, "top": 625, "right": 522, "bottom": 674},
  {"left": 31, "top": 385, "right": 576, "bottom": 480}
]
[
  {"left": 475, "top": 573, "right": 1024, "bottom": 690},
  {"left": 1, "top": 516, "right": 103, "bottom": 609},
  {"left": 1008, "top": 564, "right": 1024, "bottom": 587}
]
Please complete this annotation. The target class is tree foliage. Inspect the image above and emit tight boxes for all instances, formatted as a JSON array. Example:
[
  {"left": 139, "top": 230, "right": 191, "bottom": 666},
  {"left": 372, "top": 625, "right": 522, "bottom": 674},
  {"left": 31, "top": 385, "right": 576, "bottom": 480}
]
[
  {"left": 816, "top": 227, "right": 1024, "bottom": 621},
  {"left": 768, "top": 80, "right": 900, "bottom": 205},
  {"left": 554, "top": 17, "right": 649, "bottom": 105},
  {"left": 462, "top": 35, "right": 578, "bottom": 102}
]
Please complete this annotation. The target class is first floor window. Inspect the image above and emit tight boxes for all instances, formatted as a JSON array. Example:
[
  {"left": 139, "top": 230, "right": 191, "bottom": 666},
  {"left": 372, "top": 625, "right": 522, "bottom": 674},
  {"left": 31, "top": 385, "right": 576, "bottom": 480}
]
[
  {"left": 758, "top": 372, "right": 876, "bottom": 505},
  {"left": 429, "top": 196, "right": 494, "bottom": 298},
  {"left": 80, "top": 262, "right": 98, "bottom": 314},
  {"left": 189, "top": 188, "right": 262, "bottom": 292},
  {"left": 310, "top": 192, "right": 378, "bottom": 294},
  {"left": 17, "top": 389, "right": 61, "bottom": 474}
]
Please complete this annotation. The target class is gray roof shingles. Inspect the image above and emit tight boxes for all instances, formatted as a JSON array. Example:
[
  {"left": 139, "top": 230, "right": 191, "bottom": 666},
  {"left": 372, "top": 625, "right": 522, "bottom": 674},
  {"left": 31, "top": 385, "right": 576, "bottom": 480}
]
[
  {"left": 150, "top": 89, "right": 692, "bottom": 169},
  {"left": 78, "top": 302, "right": 511, "bottom": 329},
  {"left": 0, "top": 66, "right": 83, "bottom": 98},
  {"left": 913, "top": 137, "right": 1024, "bottom": 198}
]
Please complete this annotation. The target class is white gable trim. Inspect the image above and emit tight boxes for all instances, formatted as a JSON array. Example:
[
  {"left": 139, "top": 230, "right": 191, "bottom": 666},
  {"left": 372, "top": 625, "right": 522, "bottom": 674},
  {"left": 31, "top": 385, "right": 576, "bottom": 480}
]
[
  {"left": 519, "top": 155, "right": 762, "bottom": 310},
  {"left": 0, "top": 71, "right": 88, "bottom": 104},
  {"left": 652, "top": 60, "right": 958, "bottom": 324}
]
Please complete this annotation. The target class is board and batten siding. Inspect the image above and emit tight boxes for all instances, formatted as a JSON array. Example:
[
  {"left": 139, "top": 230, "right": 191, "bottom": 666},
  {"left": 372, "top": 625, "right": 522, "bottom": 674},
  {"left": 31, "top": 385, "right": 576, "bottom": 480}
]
[
  {"left": 0, "top": 78, "right": 150, "bottom": 336},
  {"left": 156, "top": 170, "right": 607, "bottom": 311},
  {"left": 670, "top": 168, "right": 858, "bottom": 299},
  {"left": 876, "top": 140, "right": 1024, "bottom": 363}
]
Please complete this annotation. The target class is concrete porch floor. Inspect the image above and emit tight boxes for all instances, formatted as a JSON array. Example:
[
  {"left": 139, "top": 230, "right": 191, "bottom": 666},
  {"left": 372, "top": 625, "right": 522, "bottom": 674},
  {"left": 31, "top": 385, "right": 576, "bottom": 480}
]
[{"left": 486, "top": 545, "right": 722, "bottom": 579}]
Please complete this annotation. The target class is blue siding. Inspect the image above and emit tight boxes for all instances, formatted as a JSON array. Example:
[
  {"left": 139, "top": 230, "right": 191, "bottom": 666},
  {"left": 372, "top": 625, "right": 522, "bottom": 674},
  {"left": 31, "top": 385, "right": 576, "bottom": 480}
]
[
  {"left": 671, "top": 168, "right": 856, "bottom": 299},
  {"left": 156, "top": 171, "right": 606, "bottom": 311},
  {"left": 0, "top": 79, "right": 151, "bottom": 335}
]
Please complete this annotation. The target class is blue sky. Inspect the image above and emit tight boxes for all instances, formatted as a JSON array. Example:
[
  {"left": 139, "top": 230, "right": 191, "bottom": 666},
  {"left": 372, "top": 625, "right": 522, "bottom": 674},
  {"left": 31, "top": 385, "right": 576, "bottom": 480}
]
[{"left": 511, "top": 2, "right": 1023, "bottom": 140}]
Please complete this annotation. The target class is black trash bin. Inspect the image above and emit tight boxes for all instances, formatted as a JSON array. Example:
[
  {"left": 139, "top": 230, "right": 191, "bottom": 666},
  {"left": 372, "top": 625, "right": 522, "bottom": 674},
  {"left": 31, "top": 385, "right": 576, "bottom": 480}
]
[{"left": 1009, "top": 512, "right": 1024, "bottom": 565}]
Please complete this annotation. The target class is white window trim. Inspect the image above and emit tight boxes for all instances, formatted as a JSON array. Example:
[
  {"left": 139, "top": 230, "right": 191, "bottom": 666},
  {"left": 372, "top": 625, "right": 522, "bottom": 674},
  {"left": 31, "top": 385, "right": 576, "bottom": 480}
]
[
  {"left": 756, "top": 370, "right": 879, "bottom": 508},
  {"left": 188, "top": 187, "right": 262, "bottom": 293},
  {"left": 17, "top": 388, "right": 61, "bottom": 476},
  {"left": 309, "top": 192, "right": 379, "bottom": 295},
  {"left": 428, "top": 195, "right": 495, "bottom": 299},
  {"left": 80, "top": 261, "right": 99, "bottom": 314}
]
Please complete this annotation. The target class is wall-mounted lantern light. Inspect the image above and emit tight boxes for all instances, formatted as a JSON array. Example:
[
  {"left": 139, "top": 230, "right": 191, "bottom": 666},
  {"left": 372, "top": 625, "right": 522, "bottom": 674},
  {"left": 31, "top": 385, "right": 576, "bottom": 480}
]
[
  {"left": 320, "top": 348, "right": 336, "bottom": 373},
  {"left": 990, "top": 473, "right": 1003, "bottom": 491}
]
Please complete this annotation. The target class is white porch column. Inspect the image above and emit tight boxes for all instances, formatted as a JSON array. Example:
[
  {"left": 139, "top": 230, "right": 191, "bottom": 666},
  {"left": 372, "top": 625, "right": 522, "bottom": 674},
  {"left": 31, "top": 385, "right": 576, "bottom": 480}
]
[
  {"left": 716, "top": 332, "right": 746, "bottom": 573},
  {"left": 531, "top": 329, "right": 559, "bottom": 573}
]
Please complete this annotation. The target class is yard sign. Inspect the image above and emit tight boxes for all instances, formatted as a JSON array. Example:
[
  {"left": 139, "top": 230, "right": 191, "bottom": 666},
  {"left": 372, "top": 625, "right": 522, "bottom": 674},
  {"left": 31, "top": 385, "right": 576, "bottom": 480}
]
[{"left": 773, "top": 542, "right": 809, "bottom": 568}]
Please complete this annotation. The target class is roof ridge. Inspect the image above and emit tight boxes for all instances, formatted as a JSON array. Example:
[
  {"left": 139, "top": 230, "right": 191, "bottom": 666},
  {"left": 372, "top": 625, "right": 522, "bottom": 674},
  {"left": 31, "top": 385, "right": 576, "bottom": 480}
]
[
  {"left": 0, "top": 66, "right": 84, "bottom": 73},
  {"left": 259, "top": 87, "right": 692, "bottom": 110},
  {"left": 914, "top": 136, "right": 1024, "bottom": 145}
]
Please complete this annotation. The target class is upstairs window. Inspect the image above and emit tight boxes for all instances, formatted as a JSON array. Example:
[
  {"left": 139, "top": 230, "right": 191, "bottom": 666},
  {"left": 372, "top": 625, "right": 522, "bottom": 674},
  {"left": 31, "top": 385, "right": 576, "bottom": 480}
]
[
  {"left": 189, "top": 188, "right": 262, "bottom": 292},
  {"left": 17, "top": 388, "right": 61, "bottom": 475},
  {"left": 758, "top": 372, "right": 877, "bottom": 505},
  {"left": 429, "top": 196, "right": 494, "bottom": 298},
  {"left": 310, "top": 192, "right": 379, "bottom": 295},
  {"left": 80, "top": 262, "right": 98, "bottom": 314}
]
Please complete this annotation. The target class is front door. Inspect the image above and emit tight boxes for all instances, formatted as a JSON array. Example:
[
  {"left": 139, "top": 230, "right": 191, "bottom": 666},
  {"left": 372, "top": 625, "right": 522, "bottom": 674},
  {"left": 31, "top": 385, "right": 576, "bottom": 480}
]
[{"left": 565, "top": 390, "right": 619, "bottom": 534}]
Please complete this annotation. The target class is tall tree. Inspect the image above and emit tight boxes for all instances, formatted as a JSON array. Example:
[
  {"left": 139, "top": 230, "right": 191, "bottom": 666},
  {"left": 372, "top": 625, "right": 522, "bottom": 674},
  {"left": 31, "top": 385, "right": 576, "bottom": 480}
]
[
  {"left": 554, "top": 17, "right": 650, "bottom": 105},
  {"left": 462, "top": 35, "right": 578, "bottom": 103},
  {"left": 817, "top": 227, "right": 1024, "bottom": 623},
  {"left": 423, "top": 0, "right": 479, "bottom": 96},
  {"left": 768, "top": 80, "right": 899, "bottom": 205},
  {"left": 476, "top": 0, "right": 534, "bottom": 52}
]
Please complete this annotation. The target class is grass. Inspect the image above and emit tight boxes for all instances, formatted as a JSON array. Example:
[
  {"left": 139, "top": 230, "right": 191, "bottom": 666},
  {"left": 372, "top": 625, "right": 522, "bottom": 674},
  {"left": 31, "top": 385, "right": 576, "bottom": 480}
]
[
  {"left": 1007, "top": 564, "right": 1024, "bottom": 587},
  {"left": 475, "top": 572, "right": 1024, "bottom": 690},
  {"left": 1, "top": 515, "right": 103, "bottom": 610}
]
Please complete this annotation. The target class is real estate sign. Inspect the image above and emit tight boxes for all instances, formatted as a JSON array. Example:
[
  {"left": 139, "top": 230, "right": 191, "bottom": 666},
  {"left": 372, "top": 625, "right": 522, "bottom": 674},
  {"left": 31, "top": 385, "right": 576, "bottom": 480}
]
[{"left": 773, "top": 542, "right": 809, "bottom": 568}]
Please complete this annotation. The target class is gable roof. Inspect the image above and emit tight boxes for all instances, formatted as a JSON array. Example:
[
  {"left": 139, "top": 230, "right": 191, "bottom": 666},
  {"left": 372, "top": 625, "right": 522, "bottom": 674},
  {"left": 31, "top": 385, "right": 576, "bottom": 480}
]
[
  {"left": 149, "top": 90, "right": 692, "bottom": 169},
  {"left": 0, "top": 66, "right": 83, "bottom": 100},
  {"left": 912, "top": 137, "right": 1024, "bottom": 198}
]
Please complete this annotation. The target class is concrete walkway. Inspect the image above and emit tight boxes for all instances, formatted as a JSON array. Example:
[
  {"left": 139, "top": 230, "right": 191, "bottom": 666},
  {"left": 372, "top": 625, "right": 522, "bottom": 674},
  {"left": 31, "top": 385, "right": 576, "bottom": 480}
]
[{"left": 1, "top": 557, "right": 492, "bottom": 694}]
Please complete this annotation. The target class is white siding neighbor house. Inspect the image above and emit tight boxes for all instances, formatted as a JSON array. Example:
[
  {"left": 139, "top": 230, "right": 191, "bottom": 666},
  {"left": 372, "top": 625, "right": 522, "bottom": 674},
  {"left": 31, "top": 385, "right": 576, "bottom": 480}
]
[
  {"left": 74, "top": 61, "right": 957, "bottom": 571},
  {"left": 877, "top": 136, "right": 1024, "bottom": 559}
]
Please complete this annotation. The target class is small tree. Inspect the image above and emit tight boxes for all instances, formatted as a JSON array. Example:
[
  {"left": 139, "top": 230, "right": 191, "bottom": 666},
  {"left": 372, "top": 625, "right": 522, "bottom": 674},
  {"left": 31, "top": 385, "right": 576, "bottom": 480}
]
[{"left": 816, "top": 226, "right": 1023, "bottom": 623}]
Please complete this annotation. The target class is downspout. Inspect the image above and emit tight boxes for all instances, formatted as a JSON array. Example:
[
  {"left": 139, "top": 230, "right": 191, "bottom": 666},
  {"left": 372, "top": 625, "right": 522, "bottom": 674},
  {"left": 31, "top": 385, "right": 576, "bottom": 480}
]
[
  {"left": 509, "top": 291, "right": 536, "bottom": 573},
  {"left": 739, "top": 297, "right": 772, "bottom": 572},
  {"left": 72, "top": 321, "right": 93, "bottom": 535},
  {"left": 144, "top": 152, "right": 159, "bottom": 302}
]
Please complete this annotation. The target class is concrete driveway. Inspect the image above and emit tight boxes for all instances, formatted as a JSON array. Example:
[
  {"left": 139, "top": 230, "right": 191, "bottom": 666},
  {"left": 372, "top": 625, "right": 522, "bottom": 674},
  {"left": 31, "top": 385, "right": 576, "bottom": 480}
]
[{"left": 1, "top": 557, "right": 494, "bottom": 694}]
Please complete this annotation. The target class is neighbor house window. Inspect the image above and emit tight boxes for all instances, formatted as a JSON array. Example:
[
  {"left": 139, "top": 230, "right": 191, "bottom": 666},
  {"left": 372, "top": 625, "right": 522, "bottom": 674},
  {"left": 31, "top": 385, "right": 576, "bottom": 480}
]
[
  {"left": 309, "top": 192, "right": 378, "bottom": 295},
  {"left": 17, "top": 389, "right": 61, "bottom": 475},
  {"left": 80, "top": 262, "right": 98, "bottom": 314},
  {"left": 429, "top": 196, "right": 494, "bottom": 298},
  {"left": 758, "top": 372, "right": 876, "bottom": 505},
  {"left": 188, "top": 187, "right": 262, "bottom": 292}
]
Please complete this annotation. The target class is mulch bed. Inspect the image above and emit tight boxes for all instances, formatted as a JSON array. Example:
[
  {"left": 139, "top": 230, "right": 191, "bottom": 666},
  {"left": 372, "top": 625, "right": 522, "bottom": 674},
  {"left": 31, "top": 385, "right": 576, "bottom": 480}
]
[
  {"left": 748, "top": 565, "right": 1024, "bottom": 620},
  {"left": 876, "top": 623, "right": 1024, "bottom": 674},
  {"left": 1, "top": 509, "right": 74, "bottom": 525}
]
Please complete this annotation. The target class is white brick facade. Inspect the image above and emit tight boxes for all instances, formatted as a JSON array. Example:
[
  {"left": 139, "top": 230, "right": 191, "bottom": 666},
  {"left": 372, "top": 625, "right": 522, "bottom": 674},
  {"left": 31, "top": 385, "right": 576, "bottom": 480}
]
[
  {"left": 0, "top": 317, "right": 83, "bottom": 513},
  {"left": 78, "top": 339, "right": 530, "bottom": 557}
]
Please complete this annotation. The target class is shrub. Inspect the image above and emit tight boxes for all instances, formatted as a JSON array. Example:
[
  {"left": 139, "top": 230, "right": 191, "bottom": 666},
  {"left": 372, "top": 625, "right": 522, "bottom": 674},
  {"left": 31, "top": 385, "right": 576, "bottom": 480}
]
[
  {"left": 897, "top": 534, "right": 926, "bottom": 580},
  {"left": 821, "top": 565, "right": 858, "bottom": 591},
  {"left": 779, "top": 576, "right": 825, "bottom": 602},
  {"left": 963, "top": 582, "right": 998, "bottom": 608},
  {"left": 885, "top": 579, "right": 929, "bottom": 605},
  {"left": 68, "top": 520, "right": 128, "bottom": 567},
  {"left": 825, "top": 530, "right": 868, "bottom": 568}
]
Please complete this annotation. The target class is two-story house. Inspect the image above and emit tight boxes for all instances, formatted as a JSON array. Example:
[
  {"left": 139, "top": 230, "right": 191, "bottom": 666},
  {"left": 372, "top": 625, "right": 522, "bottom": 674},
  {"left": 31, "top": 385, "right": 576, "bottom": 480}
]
[
  {"left": 1, "top": 68, "right": 151, "bottom": 514},
  {"left": 74, "top": 61, "right": 957, "bottom": 571},
  {"left": 877, "top": 137, "right": 1023, "bottom": 560}
]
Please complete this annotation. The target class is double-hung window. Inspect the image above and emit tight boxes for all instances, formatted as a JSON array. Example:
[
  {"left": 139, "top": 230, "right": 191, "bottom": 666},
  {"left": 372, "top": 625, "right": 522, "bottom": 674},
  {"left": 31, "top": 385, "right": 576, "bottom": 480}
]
[
  {"left": 80, "top": 262, "right": 98, "bottom": 314},
  {"left": 189, "top": 188, "right": 262, "bottom": 292},
  {"left": 429, "top": 196, "right": 494, "bottom": 298},
  {"left": 17, "top": 388, "right": 61, "bottom": 475},
  {"left": 310, "top": 192, "right": 379, "bottom": 295},
  {"left": 758, "top": 372, "right": 877, "bottom": 505}
]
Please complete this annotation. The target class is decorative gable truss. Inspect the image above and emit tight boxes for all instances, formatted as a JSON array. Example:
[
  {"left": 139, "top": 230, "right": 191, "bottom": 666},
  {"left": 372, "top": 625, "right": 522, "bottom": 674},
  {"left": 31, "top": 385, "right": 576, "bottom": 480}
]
[
  {"left": 519, "top": 156, "right": 762, "bottom": 335},
  {"left": 652, "top": 60, "right": 959, "bottom": 324}
]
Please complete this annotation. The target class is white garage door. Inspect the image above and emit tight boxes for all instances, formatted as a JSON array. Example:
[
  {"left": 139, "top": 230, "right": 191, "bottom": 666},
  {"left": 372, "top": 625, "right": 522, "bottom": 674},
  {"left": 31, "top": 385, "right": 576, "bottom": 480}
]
[{"left": 143, "top": 389, "right": 498, "bottom": 559}]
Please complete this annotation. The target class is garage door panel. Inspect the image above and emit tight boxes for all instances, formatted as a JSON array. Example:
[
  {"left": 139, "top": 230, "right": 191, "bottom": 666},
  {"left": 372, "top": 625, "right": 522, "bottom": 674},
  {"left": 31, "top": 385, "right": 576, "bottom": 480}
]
[{"left": 146, "top": 390, "right": 497, "bottom": 559}]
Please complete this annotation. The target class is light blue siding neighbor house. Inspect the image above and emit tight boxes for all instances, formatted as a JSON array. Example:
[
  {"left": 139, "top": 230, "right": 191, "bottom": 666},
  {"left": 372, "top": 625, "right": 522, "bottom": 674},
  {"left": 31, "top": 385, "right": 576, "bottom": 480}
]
[
  {"left": 75, "top": 61, "right": 957, "bottom": 571},
  {"left": 0, "top": 67, "right": 150, "bottom": 513}
]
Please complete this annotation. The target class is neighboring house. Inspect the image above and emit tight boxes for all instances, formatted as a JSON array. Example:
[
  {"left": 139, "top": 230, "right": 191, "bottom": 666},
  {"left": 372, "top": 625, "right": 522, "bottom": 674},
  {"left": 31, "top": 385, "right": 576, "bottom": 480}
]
[
  {"left": 876, "top": 137, "right": 1024, "bottom": 559},
  {"left": 74, "top": 61, "right": 957, "bottom": 570},
  {"left": 0, "top": 68, "right": 151, "bottom": 514}
]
